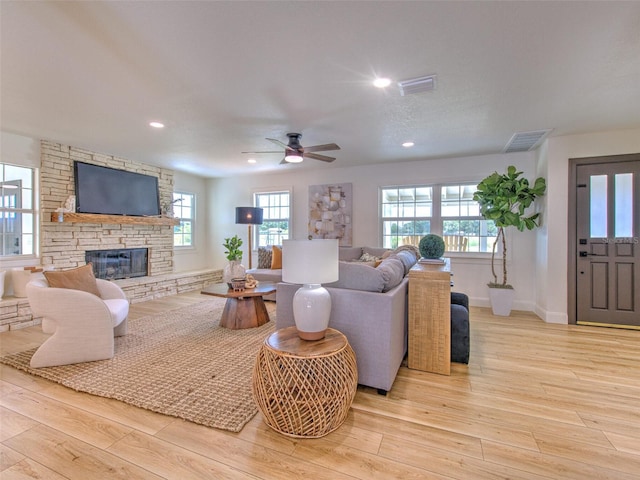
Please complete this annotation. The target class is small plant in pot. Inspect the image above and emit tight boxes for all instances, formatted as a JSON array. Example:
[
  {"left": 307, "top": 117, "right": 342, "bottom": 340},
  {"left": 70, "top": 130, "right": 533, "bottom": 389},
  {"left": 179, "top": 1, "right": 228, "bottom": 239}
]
[
  {"left": 418, "top": 234, "right": 445, "bottom": 261},
  {"left": 222, "top": 235, "right": 245, "bottom": 286},
  {"left": 473, "top": 166, "right": 546, "bottom": 316}
]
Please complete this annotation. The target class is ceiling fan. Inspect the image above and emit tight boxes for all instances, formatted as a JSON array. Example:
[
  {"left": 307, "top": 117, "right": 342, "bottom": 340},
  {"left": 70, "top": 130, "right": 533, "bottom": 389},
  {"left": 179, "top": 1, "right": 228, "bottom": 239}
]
[{"left": 242, "top": 133, "right": 340, "bottom": 164}]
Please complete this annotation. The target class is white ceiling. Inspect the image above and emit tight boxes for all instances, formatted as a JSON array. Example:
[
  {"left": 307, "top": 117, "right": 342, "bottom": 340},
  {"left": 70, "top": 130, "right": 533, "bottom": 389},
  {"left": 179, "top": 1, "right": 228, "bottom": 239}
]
[{"left": 2, "top": 1, "right": 639, "bottom": 178}]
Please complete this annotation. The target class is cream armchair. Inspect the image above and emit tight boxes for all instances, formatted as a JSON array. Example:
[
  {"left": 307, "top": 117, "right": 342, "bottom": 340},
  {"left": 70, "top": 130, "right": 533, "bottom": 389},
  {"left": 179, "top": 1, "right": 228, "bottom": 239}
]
[{"left": 26, "top": 278, "right": 129, "bottom": 368}]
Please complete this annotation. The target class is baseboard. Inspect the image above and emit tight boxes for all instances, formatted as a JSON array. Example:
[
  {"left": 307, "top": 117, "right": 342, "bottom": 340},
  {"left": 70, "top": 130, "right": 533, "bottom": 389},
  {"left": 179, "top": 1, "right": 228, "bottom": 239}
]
[
  {"left": 469, "top": 296, "right": 535, "bottom": 313},
  {"left": 534, "top": 305, "right": 568, "bottom": 324}
]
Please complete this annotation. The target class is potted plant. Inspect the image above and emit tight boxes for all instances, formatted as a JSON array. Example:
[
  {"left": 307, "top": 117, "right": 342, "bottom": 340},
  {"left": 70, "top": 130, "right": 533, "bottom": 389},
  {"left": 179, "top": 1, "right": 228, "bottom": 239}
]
[
  {"left": 473, "top": 166, "right": 546, "bottom": 316},
  {"left": 222, "top": 235, "right": 245, "bottom": 285},
  {"left": 418, "top": 234, "right": 445, "bottom": 262}
]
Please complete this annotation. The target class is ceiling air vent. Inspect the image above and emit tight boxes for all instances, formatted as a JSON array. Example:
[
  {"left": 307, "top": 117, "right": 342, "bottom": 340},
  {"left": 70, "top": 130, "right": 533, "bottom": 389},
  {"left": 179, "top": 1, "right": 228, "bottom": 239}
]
[
  {"left": 503, "top": 129, "right": 552, "bottom": 153},
  {"left": 397, "top": 74, "right": 436, "bottom": 96}
]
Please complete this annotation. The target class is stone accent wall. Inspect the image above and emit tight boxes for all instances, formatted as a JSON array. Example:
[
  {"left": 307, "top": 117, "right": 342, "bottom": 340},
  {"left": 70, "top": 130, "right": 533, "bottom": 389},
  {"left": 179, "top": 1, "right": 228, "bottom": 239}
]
[{"left": 40, "top": 141, "right": 175, "bottom": 274}]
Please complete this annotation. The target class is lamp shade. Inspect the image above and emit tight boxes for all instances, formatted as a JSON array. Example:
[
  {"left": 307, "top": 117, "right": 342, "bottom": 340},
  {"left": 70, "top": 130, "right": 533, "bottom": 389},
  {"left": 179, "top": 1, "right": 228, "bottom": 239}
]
[
  {"left": 282, "top": 239, "right": 339, "bottom": 285},
  {"left": 235, "top": 207, "right": 263, "bottom": 225}
]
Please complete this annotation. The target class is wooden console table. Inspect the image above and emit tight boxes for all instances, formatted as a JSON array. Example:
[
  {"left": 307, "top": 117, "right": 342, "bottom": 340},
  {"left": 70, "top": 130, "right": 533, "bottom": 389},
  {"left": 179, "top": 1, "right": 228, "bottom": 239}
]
[{"left": 408, "top": 258, "right": 451, "bottom": 375}]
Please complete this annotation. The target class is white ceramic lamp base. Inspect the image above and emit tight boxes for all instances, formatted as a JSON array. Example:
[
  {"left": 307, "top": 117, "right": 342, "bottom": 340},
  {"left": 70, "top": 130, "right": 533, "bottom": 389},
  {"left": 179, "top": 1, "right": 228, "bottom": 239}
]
[{"left": 292, "top": 284, "right": 332, "bottom": 340}]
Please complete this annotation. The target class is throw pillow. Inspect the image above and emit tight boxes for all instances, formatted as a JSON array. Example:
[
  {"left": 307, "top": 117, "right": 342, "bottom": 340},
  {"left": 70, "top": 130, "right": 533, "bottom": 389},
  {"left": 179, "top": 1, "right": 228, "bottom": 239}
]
[
  {"left": 257, "top": 246, "right": 273, "bottom": 269},
  {"left": 358, "top": 252, "right": 380, "bottom": 262},
  {"left": 271, "top": 245, "right": 282, "bottom": 269},
  {"left": 391, "top": 250, "right": 418, "bottom": 275},
  {"left": 363, "top": 246, "right": 391, "bottom": 258},
  {"left": 377, "top": 257, "right": 405, "bottom": 292},
  {"left": 43, "top": 263, "right": 101, "bottom": 297}
]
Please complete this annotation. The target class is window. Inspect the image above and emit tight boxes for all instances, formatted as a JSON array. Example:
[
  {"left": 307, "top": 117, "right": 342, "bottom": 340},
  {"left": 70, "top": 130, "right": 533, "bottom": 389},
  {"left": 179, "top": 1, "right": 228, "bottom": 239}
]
[
  {"left": 173, "top": 192, "right": 194, "bottom": 247},
  {"left": 0, "top": 163, "right": 36, "bottom": 257},
  {"left": 255, "top": 190, "right": 290, "bottom": 246},
  {"left": 381, "top": 183, "right": 497, "bottom": 253},
  {"left": 381, "top": 187, "right": 432, "bottom": 249}
]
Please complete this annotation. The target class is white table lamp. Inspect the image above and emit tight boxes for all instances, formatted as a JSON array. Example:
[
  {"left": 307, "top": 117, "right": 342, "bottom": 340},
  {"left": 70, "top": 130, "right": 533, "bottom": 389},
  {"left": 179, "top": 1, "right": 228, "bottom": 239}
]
[{"left": 282, "top": 239, "right": 339, "bottom": 340}]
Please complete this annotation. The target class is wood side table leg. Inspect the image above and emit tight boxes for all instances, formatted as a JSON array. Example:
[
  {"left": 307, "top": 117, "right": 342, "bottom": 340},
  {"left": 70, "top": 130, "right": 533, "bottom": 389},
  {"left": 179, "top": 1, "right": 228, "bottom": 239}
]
[{"left": 219, "top": 297, "right": 270, "bottom": 329}]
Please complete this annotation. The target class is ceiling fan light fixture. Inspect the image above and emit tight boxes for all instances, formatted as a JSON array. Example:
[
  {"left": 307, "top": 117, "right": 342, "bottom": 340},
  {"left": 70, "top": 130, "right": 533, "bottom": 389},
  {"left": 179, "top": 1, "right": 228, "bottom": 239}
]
[
  {"left": 284, "top": 153, "right": 304, "bottom": 163},
  {"left": 373, "top": 77, "right": 392, "bottom": 88}
]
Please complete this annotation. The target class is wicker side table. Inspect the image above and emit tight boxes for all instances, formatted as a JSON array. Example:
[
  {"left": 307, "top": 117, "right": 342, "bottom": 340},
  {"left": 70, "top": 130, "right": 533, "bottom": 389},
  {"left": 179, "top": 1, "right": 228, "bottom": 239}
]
[{"left": 252, "top": 327, "right": 358, "bottom": 438}]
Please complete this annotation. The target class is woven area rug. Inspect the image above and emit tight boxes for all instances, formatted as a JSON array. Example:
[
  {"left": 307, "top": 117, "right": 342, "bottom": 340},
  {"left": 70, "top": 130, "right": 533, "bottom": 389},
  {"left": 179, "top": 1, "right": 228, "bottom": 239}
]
[{"left": 0, "top": 298, "right": 275, "bottom": 433}]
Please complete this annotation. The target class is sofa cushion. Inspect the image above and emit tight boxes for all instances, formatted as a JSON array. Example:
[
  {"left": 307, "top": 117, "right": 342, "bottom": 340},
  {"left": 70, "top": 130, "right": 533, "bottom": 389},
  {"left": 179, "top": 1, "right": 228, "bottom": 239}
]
[
  {"left": 271, "top": 245, "right": 282, "bottom": 269},
  {"left": 377, "top": 257, "right": 405, "bottom": 292},
  {"left": 43, "top": 263, "right": 101, "bottom": 297},
  {"left": 339, "top": 247, "right": 363, "bottom": 262},
  {"left": 325, "top": 261, "right": 385, "bottom": 292},
  {"left": 103, "top": 298, "right": 130, "bottom": 326}
]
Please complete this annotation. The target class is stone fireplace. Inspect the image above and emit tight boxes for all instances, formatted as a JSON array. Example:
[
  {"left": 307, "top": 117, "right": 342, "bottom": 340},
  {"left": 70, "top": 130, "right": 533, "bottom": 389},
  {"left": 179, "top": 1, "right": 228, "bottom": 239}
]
[
  {"left": 39, "top": 141, "right": 175, "bottom": 275},
  {"left": 85, "top": 248, "right": 149, "bottom": 280}
]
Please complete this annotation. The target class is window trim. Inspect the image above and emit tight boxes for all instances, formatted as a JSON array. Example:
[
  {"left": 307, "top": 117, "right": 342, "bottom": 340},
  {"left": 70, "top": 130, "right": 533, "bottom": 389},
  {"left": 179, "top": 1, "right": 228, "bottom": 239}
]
[
  {"left": 0, "top": 162, "right": 38, "bottom": 263},
  {"left": 172, "top": 191, "right": 195, "bottom": 249},
  {"left": 253, "top": 187, "right": 292, "bottom": 248}
]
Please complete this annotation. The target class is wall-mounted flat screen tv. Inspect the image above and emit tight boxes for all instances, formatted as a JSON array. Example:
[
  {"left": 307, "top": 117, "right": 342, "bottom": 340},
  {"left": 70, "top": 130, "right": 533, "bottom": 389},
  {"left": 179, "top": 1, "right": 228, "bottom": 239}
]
[{"left": 74, "top": 161, "right": 161, "bottom": 217}]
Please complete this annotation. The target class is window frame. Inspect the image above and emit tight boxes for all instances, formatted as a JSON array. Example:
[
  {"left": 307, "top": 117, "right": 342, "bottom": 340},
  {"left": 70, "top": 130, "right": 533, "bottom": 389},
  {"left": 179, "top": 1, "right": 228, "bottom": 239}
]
[
  {"left": 0, "top": 162, "right": 38, "bottom": 261},
  {"left": 172, "top": 191, "right": 195, "bottom": 249},
  {"left": 253, "top": 188, "right": 292, "bottom": 248},
  {"left": 380, "top": 182, "right": 496, "bottom": 257}
]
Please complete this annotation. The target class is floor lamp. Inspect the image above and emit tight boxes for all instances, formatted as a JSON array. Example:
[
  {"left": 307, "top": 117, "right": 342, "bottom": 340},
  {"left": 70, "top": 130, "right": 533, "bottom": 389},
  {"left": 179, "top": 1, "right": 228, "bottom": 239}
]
[{"left": 235, "top": 207, "right": 264, "bottom": 269}]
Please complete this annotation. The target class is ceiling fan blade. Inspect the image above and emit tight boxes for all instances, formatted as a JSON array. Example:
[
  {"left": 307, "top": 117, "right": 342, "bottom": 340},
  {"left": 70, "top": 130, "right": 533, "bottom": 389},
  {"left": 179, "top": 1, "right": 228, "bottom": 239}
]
[
  {"left": 266, "top": 138, "right": 289, "bottom": 149},
  {"left": 303, "top": 143, "right": 341, "bottom": 153},
  {"left": 241, "top": 151, "right": 282, "bottom": 154},
  {"left": 304, "top": 152, "right": 335, "bottom": 162}
]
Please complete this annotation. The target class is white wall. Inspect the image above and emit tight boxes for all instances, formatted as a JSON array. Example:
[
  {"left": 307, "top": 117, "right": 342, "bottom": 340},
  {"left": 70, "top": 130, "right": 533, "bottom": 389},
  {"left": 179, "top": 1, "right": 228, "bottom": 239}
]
[
  {"left": 1, "top": 131, "right": 40, "bottom": 168},
  {"left": 536, "top": 127, "right": 640, "bottom": 324},
  {"left": 207, "top": 151, "right": 540, "bottom": 311}
]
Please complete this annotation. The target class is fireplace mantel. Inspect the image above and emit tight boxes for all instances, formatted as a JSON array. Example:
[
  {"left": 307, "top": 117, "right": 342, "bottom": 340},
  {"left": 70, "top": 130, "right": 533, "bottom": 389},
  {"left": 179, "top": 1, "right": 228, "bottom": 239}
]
[{"left": 50, "top": 212, "right": 180, "bottom": 226}]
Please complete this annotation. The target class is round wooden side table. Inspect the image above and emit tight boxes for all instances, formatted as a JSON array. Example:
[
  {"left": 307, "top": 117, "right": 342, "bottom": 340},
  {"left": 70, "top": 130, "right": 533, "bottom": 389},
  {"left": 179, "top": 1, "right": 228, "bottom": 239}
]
[{"left": 252, "top": 326, "right": 358, "bottom": 438}]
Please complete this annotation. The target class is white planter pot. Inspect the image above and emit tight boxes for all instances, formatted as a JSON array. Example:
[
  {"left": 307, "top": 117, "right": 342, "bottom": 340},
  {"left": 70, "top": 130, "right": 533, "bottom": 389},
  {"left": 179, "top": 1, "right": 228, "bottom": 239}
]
[{"left": 489, "top": 287, "right": 514, "bottom": 316}]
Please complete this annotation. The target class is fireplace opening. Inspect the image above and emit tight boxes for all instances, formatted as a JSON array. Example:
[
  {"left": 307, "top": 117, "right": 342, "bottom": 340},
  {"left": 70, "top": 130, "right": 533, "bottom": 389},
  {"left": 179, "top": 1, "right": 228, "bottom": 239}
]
[{"left": 85, "top": 248, "right": 148, "bottom": 280}]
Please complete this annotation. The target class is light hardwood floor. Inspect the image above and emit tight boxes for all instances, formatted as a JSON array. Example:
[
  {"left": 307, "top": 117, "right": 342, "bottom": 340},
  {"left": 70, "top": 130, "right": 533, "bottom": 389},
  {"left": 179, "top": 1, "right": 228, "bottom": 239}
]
[{"left": 1, "top": 291, "right": 639, "bottom": 479}]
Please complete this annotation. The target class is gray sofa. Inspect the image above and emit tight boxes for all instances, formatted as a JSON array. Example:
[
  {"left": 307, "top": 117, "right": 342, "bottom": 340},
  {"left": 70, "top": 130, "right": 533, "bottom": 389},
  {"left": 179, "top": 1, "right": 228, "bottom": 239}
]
[{"left": 275, "top": 246, "right": 419, "bottom": 394}]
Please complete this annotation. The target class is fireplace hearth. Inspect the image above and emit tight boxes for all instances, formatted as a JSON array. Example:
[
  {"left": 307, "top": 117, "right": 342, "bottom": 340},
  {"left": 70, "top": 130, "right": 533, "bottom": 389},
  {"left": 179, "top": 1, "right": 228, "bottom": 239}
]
[{"left": 85, "top": 248, "right": 148, "bottom": 280}]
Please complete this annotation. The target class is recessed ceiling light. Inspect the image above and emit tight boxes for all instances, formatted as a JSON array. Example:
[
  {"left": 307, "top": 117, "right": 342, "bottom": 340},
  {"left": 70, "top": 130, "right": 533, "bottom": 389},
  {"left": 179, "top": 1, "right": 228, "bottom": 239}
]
[
  {"left": 149, "top": 122, "right": 164, "bottom": 128},
  {"left": 248, "top": 158, "right": 256, "bottom": 164},
  {"left": 402, "top": 142, "right": 415, "bottom": 148},
  {"left": 373, "top": 77, "right": 392, "bottom": 88}
]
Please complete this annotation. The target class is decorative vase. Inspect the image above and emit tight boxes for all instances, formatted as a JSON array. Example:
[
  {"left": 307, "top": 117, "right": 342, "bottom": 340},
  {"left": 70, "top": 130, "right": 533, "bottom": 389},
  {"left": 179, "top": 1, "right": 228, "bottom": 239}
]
[
  {"left": 223, "top": 260, "right": 246, "bottom": 286},
  {"left": 489, "top": 287, "right": 514, "bottom": 316},
  {"left": 292, "top": 284, "right": 332, "bottom": 340}
]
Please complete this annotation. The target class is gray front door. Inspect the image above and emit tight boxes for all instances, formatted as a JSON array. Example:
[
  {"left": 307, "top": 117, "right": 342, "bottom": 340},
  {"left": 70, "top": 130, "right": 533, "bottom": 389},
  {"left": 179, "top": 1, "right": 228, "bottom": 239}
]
[{"left": 576, "top": 159, "right": 640, "bottom": 328}]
